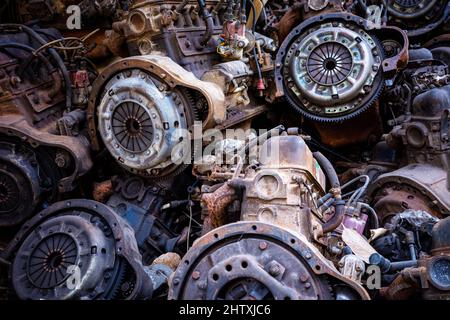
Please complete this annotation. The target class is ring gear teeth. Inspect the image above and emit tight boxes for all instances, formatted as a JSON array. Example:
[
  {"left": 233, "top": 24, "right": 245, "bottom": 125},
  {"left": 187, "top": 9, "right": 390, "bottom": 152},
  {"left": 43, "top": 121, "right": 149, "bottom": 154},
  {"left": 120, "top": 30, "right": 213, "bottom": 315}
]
[{"left": 282, "top": 21, "right": 385, "bottom": 123}]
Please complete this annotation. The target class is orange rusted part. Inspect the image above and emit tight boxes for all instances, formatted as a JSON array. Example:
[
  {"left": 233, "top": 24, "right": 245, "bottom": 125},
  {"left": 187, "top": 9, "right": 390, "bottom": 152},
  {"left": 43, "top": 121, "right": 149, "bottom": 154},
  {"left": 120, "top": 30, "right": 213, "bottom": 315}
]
[
  {"left": 92, "top": 180, "right": 114, "bottom": 203},
  {"left": 201, "top": 182, "right": 237, "bottom": 232},
  {"left": 311, "top": 103, "right": 383, "bottom": 148}
]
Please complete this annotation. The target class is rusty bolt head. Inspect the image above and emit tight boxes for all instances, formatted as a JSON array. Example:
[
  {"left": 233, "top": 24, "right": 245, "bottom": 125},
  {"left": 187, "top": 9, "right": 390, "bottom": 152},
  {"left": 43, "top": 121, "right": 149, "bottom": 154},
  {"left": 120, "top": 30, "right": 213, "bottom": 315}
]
[
  {"left": 300, "top": 274, "right": 309, "bottom": 282},
  {"left": 259, "top": 241, "right": 268, "bottom": 250},
  {"left": 269, "top": 264, "right": 281, "bottom": 277},
  {"left": 192, "top": 271, "right": 200, "bottom": 280}
]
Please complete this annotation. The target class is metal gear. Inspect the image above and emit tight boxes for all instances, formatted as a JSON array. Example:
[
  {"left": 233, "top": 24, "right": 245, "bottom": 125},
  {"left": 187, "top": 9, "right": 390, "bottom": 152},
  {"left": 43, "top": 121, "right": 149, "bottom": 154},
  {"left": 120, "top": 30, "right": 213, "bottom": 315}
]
[
  {"left": 97, "top": 68, "right": 195, "bottom": 179},
  {"left": 280, "top": 19, "right": 384, "bottom": 123},
  {"left": 168, "top": 222, "right": 369, "bottom": 300},
  {"left": 386, "top": 0, "right": 450, "bottom": 37},
  {"left": 7, "top": 200, "right": 156, "bottom": 300}
]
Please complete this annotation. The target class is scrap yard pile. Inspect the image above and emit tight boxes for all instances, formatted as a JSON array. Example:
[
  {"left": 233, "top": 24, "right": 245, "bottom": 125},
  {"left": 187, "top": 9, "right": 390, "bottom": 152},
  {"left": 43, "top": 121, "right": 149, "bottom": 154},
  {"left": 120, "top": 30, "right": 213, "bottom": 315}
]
[{"left": 0, "top": 0, "right": 449, "bottom": 300}]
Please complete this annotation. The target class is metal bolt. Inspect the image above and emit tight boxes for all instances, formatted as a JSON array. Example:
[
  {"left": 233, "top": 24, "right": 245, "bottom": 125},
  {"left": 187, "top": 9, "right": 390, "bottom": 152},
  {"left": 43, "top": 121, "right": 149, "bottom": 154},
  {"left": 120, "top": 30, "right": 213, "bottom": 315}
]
[
  {"left": 305, "top": 282, "right": 311, "bottom": 289},
  {"left": 259, "top": 241, "right": 268, "bottom": 250},
  {"left": 192, "top": 271, "right": 200, "bottom": 280},
  {"left": 300, "top": 274, "right": 309, "bottom": 282},
  {"left": 173, "top": 278, "right": 180, "bottom": 285},
  {"left": 269, "top": 264, "right": 281, "bottom": 277}
]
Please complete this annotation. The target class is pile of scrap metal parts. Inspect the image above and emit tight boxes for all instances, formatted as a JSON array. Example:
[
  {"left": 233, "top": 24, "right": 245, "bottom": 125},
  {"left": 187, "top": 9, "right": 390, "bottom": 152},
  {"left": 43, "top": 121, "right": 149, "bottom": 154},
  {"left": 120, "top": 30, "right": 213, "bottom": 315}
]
[{"left": 0, "top": 0, "right": 449, "bottom": 300}]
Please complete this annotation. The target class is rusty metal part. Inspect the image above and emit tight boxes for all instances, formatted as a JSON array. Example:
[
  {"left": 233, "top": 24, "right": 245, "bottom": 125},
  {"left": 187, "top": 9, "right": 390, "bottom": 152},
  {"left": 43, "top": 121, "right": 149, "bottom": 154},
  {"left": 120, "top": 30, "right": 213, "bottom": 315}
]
[
  {"left": 382, "top": 217, "right": 450, "bottom": 300},
  {"left": 240, "top": 132, "right": 326, "bottom": 239},
  {"left": 338, "top": 254, "right": 365, "bottom": 283},
  {"left": 371, "top": 85, "right": 450, "bottom": 222},
  {"left": 0, "top": 32, "right": 92, "bottom": 225},
  {"left": 114, "top": 1, "right": 224, "bottom": 78},
  {"left": 424, "top": 34, "right": 450, "bottom": 50},
  {"left": 275, "top": 13, "right": 386, "bottom": 123},
  {"left": 0, "top": 115, "right": 92, "bottom": 192},
  {"left": 372, "top": 26, "right": 409, "bottom": 76},
  {"left": 168, "top": 221, "right": 370, "bottom": 300},
  {"left": 88, "top": 55, "right": 225, "bottom": 151},
  {"left": 201, "top": 182, "right": 237, "bottom": 233},
  {"left": 386, "top": 0, "right": 450, "bottom": 38},
  {"left": 311, "top": 102, "right": 383, "bottom": 148},
  {"left": 2, "top": 199, "right": 156, "bottom": 300},
  {"left": 152, "top": 252, "right": 181, "bottom": 271},
  {"left": 274, "top": 13, "right": 409, "bottom": 121},
  {"left": 381, "top": 267, "right": 423, "bottom": 300},
  {"left": 92, "top": 180, "right": 114, "bottom": 203},
  {"left": 371, "top": 186, "right": 444, "bottom": 224},
  {"left": 276, "top": 0, "right": 346, "bottom": 43}
]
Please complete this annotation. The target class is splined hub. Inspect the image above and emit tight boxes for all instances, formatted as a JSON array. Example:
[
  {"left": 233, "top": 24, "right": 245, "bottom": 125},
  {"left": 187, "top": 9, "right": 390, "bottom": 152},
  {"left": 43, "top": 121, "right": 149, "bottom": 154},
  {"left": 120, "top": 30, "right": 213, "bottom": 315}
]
[
  {"left": 28, "top": 233, "right": 78, "bottom": 289},
  {"left": 282, "top": 21, "right": 383, "bottom": 122},
  {"left": 12, "top": 214, "right": 117, "bottom": 299},
  {"left": 111, "top": 101, "right": 154, "bottom": 153},
  {"left": 97, "top": 68, "right": 193, "bottom": 178},
  {"left": 10, "top": 200, "right": 157, "bottom": 300},
  {"left": 306, "top": 42, "right": 353, "bottom": 86}
]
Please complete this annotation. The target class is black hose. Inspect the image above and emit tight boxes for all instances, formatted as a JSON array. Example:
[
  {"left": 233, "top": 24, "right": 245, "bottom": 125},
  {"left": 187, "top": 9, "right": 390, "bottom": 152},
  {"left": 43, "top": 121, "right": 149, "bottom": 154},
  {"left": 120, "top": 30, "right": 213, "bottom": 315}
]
[
  {"left": 312, "top": 151, "right": 344, "bottom": 233},
  {"left": 0, "top": 42, "right": 55, "bottom": 83},
  {"left": 241, "top": 0, "right": 247, "bottom": 23},
  {"left": 197, "top": 0, "right": 214, "bottom": 46},
  {"left": 0, "top": 24, "right": 72, "bottom": 111},
  {"left": 322, "top": 200, "right": 345, "bottom": 234},
  {"left": 313, "top": 152, "right": 340, "bottom": 189}
]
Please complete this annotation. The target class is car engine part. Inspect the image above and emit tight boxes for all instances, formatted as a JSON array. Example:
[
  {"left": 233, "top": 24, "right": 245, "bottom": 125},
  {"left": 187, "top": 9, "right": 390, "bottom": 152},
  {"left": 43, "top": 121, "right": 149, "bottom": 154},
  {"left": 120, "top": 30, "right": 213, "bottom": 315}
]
[
  {"left": 384, "top": 0, "right": 450, "bottom": 39},
  {"left": 4, "top": 199, "right": 175, "bottom": 300},
  {"left": 0, "top": 24, "right": 93, "bottom": 226},
  {"left": 168, "top": 221, "right": 370, "bottom": 300},
  {"left": 106, "top": 175, "right": 193, "bottom": 265},
  {"left": 0, "top": 0, "right": 449, "bottom": 303},
  {"left": 237, "top": 130, "right": 326, "bottom": 238},
  {"left": 275, "top": 12, "right": 385, "bottom": 122},
  {"left": 371, "top": 216, "right": 450, "bottom": 300},
  {"left": 370, "top": 84, "right": 450, "bottom": 222},
  {"left": 88, "top": 54, "right": 225, "bottom": 178}
]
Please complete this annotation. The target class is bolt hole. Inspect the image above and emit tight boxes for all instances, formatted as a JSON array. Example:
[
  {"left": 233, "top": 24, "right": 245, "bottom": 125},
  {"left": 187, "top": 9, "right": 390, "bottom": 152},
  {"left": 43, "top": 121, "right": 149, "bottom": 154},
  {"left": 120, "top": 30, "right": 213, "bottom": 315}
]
[
  {"left": 212, "top": 273, "right": 219, "bottom": 281},
  {"left": 225, "top": 264, "right": 232, "bottom": 272},
  {"left": 251, "top": 225, "right": 257, "bottom": 231},
  {"left": 241, "top": 261, "right": 248, "bottom": 269}
]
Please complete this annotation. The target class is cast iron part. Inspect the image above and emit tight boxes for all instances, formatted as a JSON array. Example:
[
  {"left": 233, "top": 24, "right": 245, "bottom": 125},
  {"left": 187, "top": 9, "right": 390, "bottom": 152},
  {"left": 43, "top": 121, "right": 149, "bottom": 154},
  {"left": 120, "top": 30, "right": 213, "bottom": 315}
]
[
  {"left": 275, "top": 13, "right": 384, "bottom": 122},
  {"left": 168, "top": 221, "right": 370, "bottom": 300},
  {"left": 4, "top": 200, "right": 156, "bottom": 300}
]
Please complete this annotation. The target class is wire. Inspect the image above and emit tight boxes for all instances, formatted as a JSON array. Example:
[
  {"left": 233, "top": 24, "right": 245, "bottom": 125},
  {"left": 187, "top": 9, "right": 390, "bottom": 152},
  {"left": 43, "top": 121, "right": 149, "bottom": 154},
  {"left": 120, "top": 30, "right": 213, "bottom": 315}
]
[
  {"left": 248, "top": 0, "right": 264, "bottom": 86},
  {"left": 360, "top": 203, "right": 380, "bottom": 230},
  {"left": 341, "top": 175, "right": 370, "bottom": 206}
]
